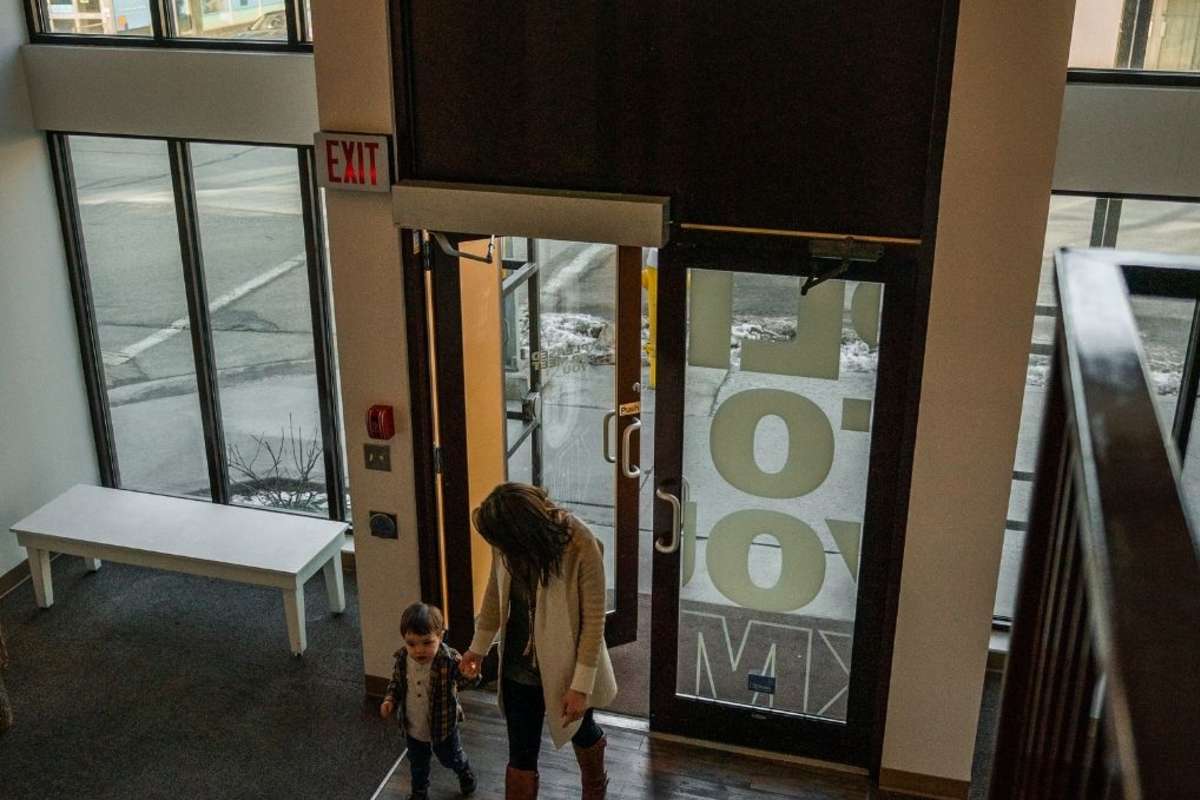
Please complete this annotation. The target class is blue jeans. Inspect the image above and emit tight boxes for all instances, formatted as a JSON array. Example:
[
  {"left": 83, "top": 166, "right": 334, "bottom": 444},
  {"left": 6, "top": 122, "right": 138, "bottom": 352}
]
[{"left": 407, "top": 729, "right": 470, "bottom": 791}]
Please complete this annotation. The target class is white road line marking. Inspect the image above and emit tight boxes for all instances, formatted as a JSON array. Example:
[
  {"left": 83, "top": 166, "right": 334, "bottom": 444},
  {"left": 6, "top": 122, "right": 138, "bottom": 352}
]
[{"left": 102, "top": 252, "right": 306, "bottom": 367}]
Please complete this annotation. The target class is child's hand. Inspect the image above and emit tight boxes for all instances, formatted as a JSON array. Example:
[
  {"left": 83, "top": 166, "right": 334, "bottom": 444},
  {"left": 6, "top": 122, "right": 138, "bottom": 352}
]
[
  {"left": 561, "top": 689, "right": 588, "bottom": 724},
  {"left": 460, "top": 650, "right": 484, "bottom": 679},
  {"left": 380, "top": 699, "right": 394, "bottom": 720}
]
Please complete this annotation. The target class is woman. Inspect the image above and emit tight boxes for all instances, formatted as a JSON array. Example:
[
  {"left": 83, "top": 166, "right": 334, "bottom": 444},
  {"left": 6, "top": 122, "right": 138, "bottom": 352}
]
[{"left": 459, "top": 483, "right": 617, "bottom": 800}]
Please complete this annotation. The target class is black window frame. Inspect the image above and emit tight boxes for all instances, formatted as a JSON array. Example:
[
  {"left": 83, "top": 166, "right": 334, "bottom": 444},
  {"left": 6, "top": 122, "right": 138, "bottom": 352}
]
[
  {"left": 49, "top": 131, "right": 349, "bottom": 524},
  {"left": 23, "top": 0, "right": 313, "bottom": 50}
]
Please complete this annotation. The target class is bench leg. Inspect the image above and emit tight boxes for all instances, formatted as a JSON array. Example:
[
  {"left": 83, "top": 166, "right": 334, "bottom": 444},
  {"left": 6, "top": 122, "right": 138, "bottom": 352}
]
[
  {"left": 324, "top": 554, "right": 346, "bottom": 615},
  {"left": 283, "top": 587, "right": 307, "bottom": 656},
  {"left": 28, "top": 548, "right": 54, "bottom": 608},
  {"left": 83, "top": 556, "right": 102, "bottom": 572}
]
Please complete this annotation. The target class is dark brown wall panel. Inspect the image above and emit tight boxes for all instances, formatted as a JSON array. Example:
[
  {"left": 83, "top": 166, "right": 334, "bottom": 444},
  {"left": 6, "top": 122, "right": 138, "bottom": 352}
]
[{"left": 399, "top": 1, "right": 947, "bottom": 240}]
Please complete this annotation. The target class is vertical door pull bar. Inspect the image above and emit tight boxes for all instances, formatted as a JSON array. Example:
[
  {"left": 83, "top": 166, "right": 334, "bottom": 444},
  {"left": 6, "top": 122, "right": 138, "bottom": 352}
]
[
  {"left": 602, "top": 410, "right": 617, "bottom": 464},
  {"left": 621, "top": 418, "right": 642, "bottom": 478},
  {"left": 655, "top": 483, "right": 681, "bottom": 553}
]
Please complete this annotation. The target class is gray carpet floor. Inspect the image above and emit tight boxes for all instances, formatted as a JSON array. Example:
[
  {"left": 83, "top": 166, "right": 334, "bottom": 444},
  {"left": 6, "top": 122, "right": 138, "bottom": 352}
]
[{"left": 0, "top": 555, "right": 401, "bottom": 800}]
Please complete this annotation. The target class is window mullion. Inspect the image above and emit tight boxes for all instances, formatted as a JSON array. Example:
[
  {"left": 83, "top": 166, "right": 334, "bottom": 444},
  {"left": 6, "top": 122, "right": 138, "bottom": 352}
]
[
  {"left": 298, "top": 147, "right": 347, "bottom": 521},
  {"left": 47, "top": 133, "right": 121, "bottom": 489},
  {"left": 1103, "top": 199, "right": 1123, "bottom": 248},
  {"left": 298, "top": 0, "right": 311, "bottom": 42},
  {"left": 1115, "top": 0, "right": 1156, "bottom": 69},
  {"left": 160, "top": 0, "right": 181, "bottom": 38},
  {"left": 169, "top": 139, "right": 229, "bottom": 504},
  {"left": 1087, "top": 198, "right": 1122, "bottom": 249},
  {"left": 22, "top": 0, "right": 46, "bottom": 36},
  {"left": 148, "top": 0, "right": 166, "bottom": 39},
  {"left": 284, "top": 0, "right": 301, "bottom": 46}
]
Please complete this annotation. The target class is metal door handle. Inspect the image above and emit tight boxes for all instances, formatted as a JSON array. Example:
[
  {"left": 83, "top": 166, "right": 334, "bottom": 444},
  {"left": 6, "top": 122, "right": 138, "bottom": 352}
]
[
  {"left": 621, "top": 418, "right": 642, "bottom": 479},
  {"left": 602, "top": 410, "right": 617, "bottom": 464},
  {"left": 655, "top": 484, "right": 681, "bottom": 554}
]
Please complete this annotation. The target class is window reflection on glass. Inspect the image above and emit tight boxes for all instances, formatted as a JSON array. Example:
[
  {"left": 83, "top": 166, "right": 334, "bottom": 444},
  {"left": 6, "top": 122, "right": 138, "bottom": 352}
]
[
  {"left": 43, "top": 0, "right": 154, "bottom": 35},
  {"left": 171, "top": 0, "right": 288, "bottom": 40},
  {"left": 1071, "top": 0, "right": 1200, "bottom": 71},
  {"left": 190, "top": 143, "right": 326, "bottom": 515},
  {"left": 70, "top": 136, "right": 212, "bottom": 498}
]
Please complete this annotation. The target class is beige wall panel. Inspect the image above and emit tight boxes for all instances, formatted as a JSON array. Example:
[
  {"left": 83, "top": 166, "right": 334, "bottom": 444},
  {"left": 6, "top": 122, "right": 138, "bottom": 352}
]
[
  {"left": 881, "top": 0, "right": 1076, "bottom": 784},
  {"left": 22, "top": 45, "right": 317, "bottom": 144},
  {"left": 1054, "top": 83, "right": 1200, "bottom": 198},
  {"left": 312, "top": 0, "right": 414, "bottom": 681}
]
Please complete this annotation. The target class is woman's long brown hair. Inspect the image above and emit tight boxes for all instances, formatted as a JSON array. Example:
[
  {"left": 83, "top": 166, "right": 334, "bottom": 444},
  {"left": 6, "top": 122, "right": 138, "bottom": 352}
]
[{"left": 472, "top": 482, "right": 572, "bottom": 587}]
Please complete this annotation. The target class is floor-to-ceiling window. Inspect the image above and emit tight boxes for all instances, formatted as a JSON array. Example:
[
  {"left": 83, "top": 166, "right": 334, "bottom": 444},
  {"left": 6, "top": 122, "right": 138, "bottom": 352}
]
[
  {"left": 55, "top": 134, "right": 347, "bottom": 520},
  {"left": 71, "top": 136, "right": 213, "bottom": 498},
  {"left": 997, "top": 195, "right": 1200, "bottom": 621}
]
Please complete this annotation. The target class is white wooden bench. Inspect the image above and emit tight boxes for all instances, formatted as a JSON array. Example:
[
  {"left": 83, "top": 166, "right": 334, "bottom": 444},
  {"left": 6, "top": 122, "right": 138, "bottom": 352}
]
[{"left": 9, "top": 484, "right": 348, "bottom": 655}]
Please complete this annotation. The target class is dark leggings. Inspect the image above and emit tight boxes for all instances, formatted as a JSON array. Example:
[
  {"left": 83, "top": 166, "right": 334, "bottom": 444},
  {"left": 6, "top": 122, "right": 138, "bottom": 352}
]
[{"left": 502, "top": 678, "right": 604, "bottom": 771}]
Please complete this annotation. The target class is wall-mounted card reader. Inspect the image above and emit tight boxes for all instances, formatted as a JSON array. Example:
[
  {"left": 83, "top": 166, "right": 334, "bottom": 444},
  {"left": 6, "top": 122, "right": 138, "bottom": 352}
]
[{"left": 369, "top": 511, "right": 398, "bottom": 539}]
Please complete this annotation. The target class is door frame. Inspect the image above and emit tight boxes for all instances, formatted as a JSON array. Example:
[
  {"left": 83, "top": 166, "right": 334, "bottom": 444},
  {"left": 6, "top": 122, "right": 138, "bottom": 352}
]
[
  {"left": 491, "top": 240, "right": 643, "bottom": 646},
  {"left": 648, "top": 231, "right": 922, "bottom": 768},
  {"left": 609, "top": 244, "right": 645, "bottom": 646},
  {"left": 419, "top": 234, "right": 646, "bottom": 651}
]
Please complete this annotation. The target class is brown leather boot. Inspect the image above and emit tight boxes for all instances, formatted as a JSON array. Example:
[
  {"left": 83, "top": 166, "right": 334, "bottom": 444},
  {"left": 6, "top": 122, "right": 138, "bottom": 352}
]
[
  {"left": 573, "top": 735, "right": 609, "bottom": 799},
  {"left": 505, "top": 765, "right": 539, "bottom": 799}
]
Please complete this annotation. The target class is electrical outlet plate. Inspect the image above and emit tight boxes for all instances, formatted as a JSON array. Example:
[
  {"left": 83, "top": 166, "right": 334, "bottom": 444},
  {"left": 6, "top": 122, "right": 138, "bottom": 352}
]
[{"left": 364, "top": 443, "right": 391, "bottom": 471}]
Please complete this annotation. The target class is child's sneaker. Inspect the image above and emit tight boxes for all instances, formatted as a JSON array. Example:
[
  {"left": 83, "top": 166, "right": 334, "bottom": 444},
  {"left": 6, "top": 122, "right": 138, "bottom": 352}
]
[{"left": 458, "top": 764, "right": 477, "bottom": 796}]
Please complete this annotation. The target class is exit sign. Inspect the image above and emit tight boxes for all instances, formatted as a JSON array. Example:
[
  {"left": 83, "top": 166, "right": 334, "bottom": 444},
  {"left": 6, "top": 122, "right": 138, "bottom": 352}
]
[{"left": 314, "top": 132, "right": 391, "bottom": 193}]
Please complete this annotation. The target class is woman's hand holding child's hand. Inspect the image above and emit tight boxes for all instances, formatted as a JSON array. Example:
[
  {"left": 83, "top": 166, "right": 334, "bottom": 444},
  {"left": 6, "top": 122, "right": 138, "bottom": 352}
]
[
  {"left": 460, "top": 650, "right": 484, "bottom": 679},
  {"left": 561, "top": 689, "right": 588, "bottom": 723},
  {"left": 379, "top": 699, "right": 394, "bottom": 720}
]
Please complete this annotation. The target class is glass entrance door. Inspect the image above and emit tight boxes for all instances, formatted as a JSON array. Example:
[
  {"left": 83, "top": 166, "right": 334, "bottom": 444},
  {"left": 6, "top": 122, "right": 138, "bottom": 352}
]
[
  {"left": 648, "top": 241, "right": 915, "bottom": 765},
  {"left": 494, "top": 239, "right": 643, "bottom": 646}
]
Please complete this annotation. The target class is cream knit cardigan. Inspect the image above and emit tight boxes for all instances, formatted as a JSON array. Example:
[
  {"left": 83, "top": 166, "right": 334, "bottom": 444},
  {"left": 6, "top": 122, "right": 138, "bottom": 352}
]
[{"left": 468, "top": 516, "right": 618, "bottom": 748}]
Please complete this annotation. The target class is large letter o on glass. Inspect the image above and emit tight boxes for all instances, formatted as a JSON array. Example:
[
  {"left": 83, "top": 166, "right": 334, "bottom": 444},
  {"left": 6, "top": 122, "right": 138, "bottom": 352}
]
[
  {"left": 710, "top": 389, "right": 835, "bottom": 498},
  {"left": 706, "top": 509, "right": 827, "bottom": 612}
]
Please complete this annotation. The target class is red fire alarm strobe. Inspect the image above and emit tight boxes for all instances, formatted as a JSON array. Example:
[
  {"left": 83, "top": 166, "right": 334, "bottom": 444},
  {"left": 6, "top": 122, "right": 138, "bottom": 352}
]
[
  {"left": 367, "top": 405, "right": 395, "bottom": 440},
  {"left": 314, "top": 132, "right": 392, "bottom": 193}
]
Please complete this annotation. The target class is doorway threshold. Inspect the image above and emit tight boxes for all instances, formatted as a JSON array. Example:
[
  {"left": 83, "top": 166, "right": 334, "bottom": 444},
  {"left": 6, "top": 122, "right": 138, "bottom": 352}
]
[
  {"left": 644, "top": 729, "right": 869, "bottom": 778},
  {"left": 595, "top": 701, "right": 866, "bottom": 779}
]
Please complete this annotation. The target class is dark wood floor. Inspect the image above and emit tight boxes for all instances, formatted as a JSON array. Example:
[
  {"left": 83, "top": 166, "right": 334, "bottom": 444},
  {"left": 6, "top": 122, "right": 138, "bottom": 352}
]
[{"left": 375, "top": 693, "right": 893, "bottom": 799}]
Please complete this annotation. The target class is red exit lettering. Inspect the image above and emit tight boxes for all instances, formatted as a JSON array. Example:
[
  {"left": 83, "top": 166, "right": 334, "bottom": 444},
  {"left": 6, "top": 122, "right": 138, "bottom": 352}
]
[
  {"left": 316, "top": 133, "right": 389, "bottom": 192},
  {"left": 325, "top": 139, "right": 342, "bottom": 184}
]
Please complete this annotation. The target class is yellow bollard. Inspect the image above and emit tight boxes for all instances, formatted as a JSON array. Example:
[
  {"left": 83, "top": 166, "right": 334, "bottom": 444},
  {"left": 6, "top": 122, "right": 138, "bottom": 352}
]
[{"left": 641, "top": 265, "right": 657, "bottom": 389}]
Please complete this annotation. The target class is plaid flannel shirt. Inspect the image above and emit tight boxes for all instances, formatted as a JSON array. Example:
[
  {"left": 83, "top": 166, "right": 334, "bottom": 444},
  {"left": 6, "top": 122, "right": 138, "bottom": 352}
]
[{"left": 385, "top": 642, "right": 479, "bottom": 743}]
